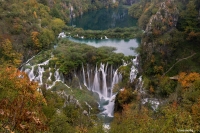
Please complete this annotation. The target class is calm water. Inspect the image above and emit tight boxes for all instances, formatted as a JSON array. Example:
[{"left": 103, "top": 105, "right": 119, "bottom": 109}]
[
  {"left": 70, "top": 7, "right": 137, "bottom": 30},
  {"left": 68, "top": 37, "right": 139, "bottom": 56}
]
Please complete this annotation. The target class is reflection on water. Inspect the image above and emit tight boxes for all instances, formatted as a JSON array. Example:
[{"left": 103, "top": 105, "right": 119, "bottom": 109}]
[
  {"left": 68, "top": 37, "right": 139, "bottom": 56},
  {"left": 70, "top": 6, "right": 137, "bottom": 30}
]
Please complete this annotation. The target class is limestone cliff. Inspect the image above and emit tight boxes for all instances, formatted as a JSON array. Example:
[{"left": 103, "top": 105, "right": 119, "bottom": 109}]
[
  {"left": 145, "top": 1, "right": 179, "bottom": 34},
  {"left": 142, "top": 0, "right": 179, "bottom": 62}
]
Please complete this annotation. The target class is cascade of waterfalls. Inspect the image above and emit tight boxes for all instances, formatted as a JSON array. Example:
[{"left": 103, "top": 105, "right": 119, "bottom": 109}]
[
  {"left": 23, "top": 55, "right": 149, "bottom": 120},
  {"left": 22, "top": 59, "right": 70, "bottom": 89},
  {"left": 82, "top": 63, "right": 121, "bottom": 99},
  {"left": 80, "top": 63, "right": 122, "bottom": 119}
]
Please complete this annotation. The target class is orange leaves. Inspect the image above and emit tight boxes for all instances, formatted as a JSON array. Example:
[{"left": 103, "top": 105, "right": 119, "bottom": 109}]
[
  {"left": 178, "top": 72, "right": 200, "bottom": 89},
  {"left": 172, "top": 101, "right": 178, "bottom": 109},
  {"left": 118, "top": 88, "right": 132, "bottom": 105},
  {"left": 0, "top": 66, "right": 47, "bottom": 132}
]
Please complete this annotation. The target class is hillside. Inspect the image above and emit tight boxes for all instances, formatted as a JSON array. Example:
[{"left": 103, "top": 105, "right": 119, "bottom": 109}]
[
  {"left": 1, "top": 0, "right": 200, "bottom": 132},
  {"left": 110, "top": 0, "right": 200, "bottom": 132}
]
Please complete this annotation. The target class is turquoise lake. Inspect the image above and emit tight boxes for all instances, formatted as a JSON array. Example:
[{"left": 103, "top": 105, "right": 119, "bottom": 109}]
[
  {"left": 70, "top": 6, "right": 138, "bottom": 30},
  {"left": 68, "top": 6, "right": 139, "bottom": 56}
]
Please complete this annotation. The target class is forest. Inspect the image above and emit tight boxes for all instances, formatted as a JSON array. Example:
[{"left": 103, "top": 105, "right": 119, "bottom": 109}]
[{"left": 1, "top": 0, "right": 200, "bottom": 132}]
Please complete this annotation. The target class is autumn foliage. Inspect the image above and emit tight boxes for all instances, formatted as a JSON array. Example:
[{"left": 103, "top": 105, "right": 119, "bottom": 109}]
[
  {"left": 0, "top": 66, "right": 47, "bottom": 132},
  {"left": 0, "top": 39, "right": 22, "bottom": 66},
  {"left": 178, "top": 72, "right": 200, "bottom": 89}
]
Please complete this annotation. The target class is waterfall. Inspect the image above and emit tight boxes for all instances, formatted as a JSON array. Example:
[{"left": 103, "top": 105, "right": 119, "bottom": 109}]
[
  {"left": 82, "top": 63, "right": 122, "bottom": 99},
  {"left": 35, "top": 66, "right": 44, "bottom": 85},
  {"left": 130, "top": 57, "right": 139, "bottom": 83},
  {"left": 92, "top": 65, "right": 100, "bottom": 93},
  {"left": 26, "top": 66, "right": 35, "bottom": 81},
  {"left": 54, "top": 69, "right": 61, "bottom": 81},
  {"left": 23, "top": 54, "right": 145, "bottom": 120},
  {"left": 102, "top": 94, "right": 116, "bottom": 117},
  {"left": 77, "top": 63, "right": 124, "bottom": 120},
  {"left": 23, "top": 59, "right": 70, "bottom": 89},
  {"left": 87, "top": 64, "right": 91, "bottom": 90},
  {"left": 110, "top": 65, "right": 113, "bottom": 83},
  {"left": 99, "top": 63, "right": 108, "bottom": 97},
  {"left": 82, "top": 63, "right": 87, "bottom": 87},
  {"left": 111, "top": 69, "right": 119, "bottom": 97},
  {"left": 48, "top": 68, "right": 52, "bottom": 81}
]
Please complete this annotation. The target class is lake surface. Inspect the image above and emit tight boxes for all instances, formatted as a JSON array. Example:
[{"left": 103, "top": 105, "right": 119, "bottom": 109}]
[
  {"left": 70, "top": 6, "right": 137, "bottom": 30},
  {"left": 68, "top": 37, "right": 140, "bottom": 56},
  {"left": 68, "top": 6, "right": 140, "bottom": 56}
]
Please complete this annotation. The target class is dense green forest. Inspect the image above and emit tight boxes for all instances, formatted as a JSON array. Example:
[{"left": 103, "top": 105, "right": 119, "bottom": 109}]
[{"left": 1, "top": 0, "right": 200, "bottom": 132}]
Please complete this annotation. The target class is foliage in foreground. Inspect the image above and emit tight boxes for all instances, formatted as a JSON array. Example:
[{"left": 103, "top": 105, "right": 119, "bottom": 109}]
[
  {"left": 0, "top": 66, "right": 47, "bottom": 132},
  {"left": 0, "top": 65, "right": 105, "bottom": 133},
  {"left": 110, "top": 72, "right": 200, "bottom": 133}
]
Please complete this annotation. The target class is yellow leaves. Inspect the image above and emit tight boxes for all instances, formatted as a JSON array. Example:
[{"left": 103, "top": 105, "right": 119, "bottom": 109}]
[
  {"left": 29, "top": 0, "right": 38, "bottom": 7},
  {"left": 1, "top": 39, "right": 13, "bottom": 55},
  {"left": 76, "top": 126, "right": 88, "bottom": 133},
  {"left": 50, "top": 18, "right": 65, "bottom": 35},
  {"left": 51, "top": 18, "right": 65, "bottom": 27},
  {"left": 0, "top": 66, "right": 47, "bottom": 132},
  {"left": 178, "top": 72, "right": 200, "bottom": 89},
  {"left": 31, "top": 31, "right": 41, "bottom": 48},
  {"left": 1, "top": 66, "right": 37, "bottom": 96},
  {"left": 33, "top": 11, "right": 37, "bottom": 18},
  {"left": 31, "top": 31, "right": 39, "bottom": 39},
  {"left": 0, "top": 39, "right": 22, "bottom": 66}
]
